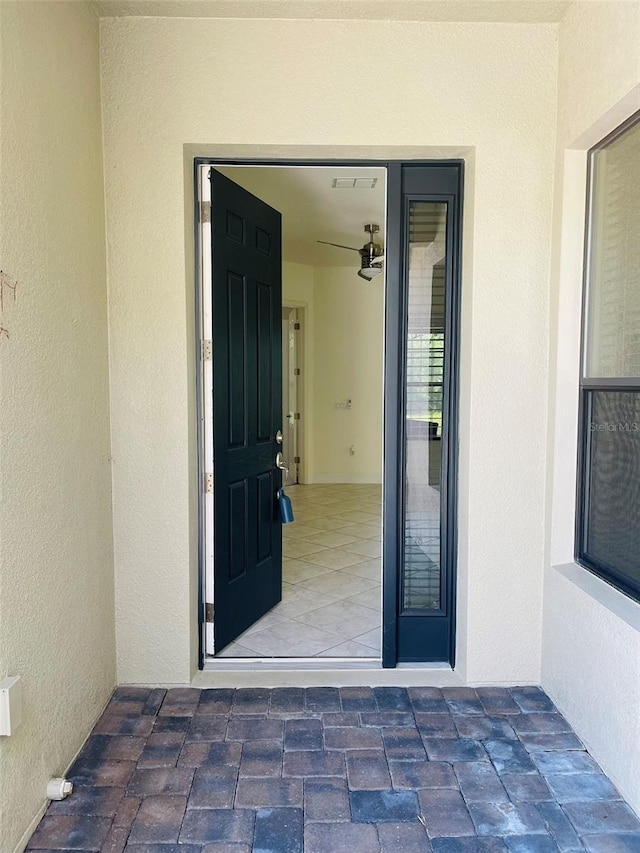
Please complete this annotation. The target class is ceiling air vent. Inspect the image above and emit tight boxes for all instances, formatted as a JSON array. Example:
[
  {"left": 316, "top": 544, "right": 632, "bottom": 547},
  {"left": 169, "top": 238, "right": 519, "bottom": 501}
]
[{"left": 332, "top": 177, "right": 378, "bottom": 189}]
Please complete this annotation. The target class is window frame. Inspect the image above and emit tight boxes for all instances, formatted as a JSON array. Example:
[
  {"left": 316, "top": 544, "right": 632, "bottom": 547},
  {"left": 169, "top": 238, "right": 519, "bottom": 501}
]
[{"left": 576, "top": 109, "right": 640, "bottom": 605}]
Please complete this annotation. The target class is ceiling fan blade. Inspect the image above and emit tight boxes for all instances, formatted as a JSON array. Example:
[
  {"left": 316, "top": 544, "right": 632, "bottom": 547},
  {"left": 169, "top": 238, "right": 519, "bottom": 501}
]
[
  {"left": 372, "top": 255, "right": 385, "bottom": 264},
  {"left": 317, "top": 240, "right": 361, "bottom": 253}
]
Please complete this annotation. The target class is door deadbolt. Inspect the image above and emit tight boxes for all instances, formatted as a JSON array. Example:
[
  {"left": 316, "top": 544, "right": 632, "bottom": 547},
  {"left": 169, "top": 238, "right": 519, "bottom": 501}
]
[{"left": 275, "top": 429, "right": 283, "bottom": 444}]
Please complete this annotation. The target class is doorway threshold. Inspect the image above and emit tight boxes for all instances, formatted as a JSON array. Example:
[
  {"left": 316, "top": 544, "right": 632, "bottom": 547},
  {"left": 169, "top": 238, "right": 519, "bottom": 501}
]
[
  {"left": 194, "top": 659, "right": 461, "bottom": 689},
  {"left": 205, "top": 656, "right": 382, "bottom": 671}
]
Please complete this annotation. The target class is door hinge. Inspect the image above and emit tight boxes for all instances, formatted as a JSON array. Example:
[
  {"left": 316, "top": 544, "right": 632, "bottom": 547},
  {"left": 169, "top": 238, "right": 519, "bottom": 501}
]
[
  {"left": 294, "top": 368, "right": 301, "bottom": 376},
  {"left": 294, "top": 456, "right": 301, "bottom": 464},
  {"left": 201, "top": 339, "right": 212, "bottom": 361},
  {"left": 294, "top": 412, "right": 301, "bottom": 420},
  {"left": 204, "top": 472, "right": 213, "bottom": 493},
  {"left": 294, "top": 322, "right": 301, "bottom": 330},
  {"left": 204, "top": 602, "right": 214, "bottom": 623},
  {"left": 200, "top": 201, "right": 211, "bottom": 223}
]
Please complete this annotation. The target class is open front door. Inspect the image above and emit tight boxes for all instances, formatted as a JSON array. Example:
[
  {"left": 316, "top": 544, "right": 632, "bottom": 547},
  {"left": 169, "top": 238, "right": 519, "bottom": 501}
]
[{"left": 210, "top": 169, "right": 283, "bottom": 653}]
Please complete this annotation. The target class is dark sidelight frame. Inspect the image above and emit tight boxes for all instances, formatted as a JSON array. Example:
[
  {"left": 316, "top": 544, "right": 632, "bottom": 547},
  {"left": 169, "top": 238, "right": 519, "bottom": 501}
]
[
  {"left": 575, "top": 110, "right": 640, "bottom": 605},
  {"left": 383, "top": 164, "right": 463, "bottom": 667},
  {"left": 195, "top": 157, "right": 464, "bottom": 668}
]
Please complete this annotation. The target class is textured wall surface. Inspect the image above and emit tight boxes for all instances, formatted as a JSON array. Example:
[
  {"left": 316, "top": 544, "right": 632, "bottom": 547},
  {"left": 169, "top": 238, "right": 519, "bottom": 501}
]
[
  {"left": 543, "top": 0, "right": 640, "bottom": 816},
  {"left": 557, "top": 0, "right": 640, "bottom": 148},
  {"left": 0, "top": 3, "right": 116, "bottom": 851},
  {"left": 543, "top": 566, "right": 640, "bottom": 813},
  {"left": 100, "top": 17, "right": 558, "bottom": 685}
]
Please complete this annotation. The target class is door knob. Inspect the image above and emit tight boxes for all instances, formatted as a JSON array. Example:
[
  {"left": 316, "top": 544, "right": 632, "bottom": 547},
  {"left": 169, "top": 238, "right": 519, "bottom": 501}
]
[
  {"left": 275, "top": 452, "right": 288, "bottom": 471},
  {"left": 275, "top": 429, "right": 283, "bottom": 444}
]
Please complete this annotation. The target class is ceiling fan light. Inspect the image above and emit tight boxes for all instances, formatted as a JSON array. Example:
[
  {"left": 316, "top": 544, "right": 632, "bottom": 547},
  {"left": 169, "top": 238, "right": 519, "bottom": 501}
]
[{"left": 358, "top": 265, "right": 383, "bottom": 281}]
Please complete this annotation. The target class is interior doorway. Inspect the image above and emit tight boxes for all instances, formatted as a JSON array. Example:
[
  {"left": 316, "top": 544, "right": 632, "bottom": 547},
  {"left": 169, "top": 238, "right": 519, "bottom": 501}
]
[
  {"left": 203, "top": 164, "right": 386, "bottom": 659},
  {"left": 281, "top": 306, "right": 301, "bottom": 487}
]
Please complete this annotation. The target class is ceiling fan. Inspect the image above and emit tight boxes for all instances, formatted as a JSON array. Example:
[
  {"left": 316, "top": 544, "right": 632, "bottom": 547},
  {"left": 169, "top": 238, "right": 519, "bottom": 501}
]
[{"left": 317, "top": 223, "right": 385, "bottom": 280}]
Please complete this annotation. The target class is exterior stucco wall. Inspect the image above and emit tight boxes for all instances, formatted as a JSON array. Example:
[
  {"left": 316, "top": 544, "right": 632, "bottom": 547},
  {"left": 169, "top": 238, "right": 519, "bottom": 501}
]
[
  {"left": 0, "top": 3, "right": 116, "bottom": 851},
  {"left": 542, "top": 0, "right": 640, "bottom": 816},
  {"left": 100, "top": 17, "right": 558, "bottom": 686}
]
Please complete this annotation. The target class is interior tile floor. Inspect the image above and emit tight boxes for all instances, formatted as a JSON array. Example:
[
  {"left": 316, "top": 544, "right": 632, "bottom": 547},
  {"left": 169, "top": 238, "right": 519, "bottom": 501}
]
[
  {"left": 28, "top": 685, "right": 640, "bottom": 852},
  {"left": 217, "top": 484, "right": 382, "bottom": 658}
]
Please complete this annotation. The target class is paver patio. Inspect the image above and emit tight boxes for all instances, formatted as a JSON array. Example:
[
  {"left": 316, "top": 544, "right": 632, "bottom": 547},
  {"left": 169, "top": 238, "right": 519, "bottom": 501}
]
[{"left": 27, "top": 686, "right": 640, "bottom": 852}]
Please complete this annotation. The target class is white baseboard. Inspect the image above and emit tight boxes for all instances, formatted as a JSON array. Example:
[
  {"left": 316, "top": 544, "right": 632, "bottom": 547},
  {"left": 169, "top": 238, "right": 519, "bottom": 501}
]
[{"left": 307, "top": 474, "right": 383, "bottom": 485}]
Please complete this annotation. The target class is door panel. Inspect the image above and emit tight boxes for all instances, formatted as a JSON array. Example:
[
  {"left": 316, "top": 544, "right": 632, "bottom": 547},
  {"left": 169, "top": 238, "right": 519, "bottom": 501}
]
[
  {"left": 227, "top": 272, "right": 247, "bottom": 447},
  {"left": 210, "top": 169, "right": 283, "bottom": 652},
  {"left": 257, "top": 283, "right": 273, "bottom": 443}
]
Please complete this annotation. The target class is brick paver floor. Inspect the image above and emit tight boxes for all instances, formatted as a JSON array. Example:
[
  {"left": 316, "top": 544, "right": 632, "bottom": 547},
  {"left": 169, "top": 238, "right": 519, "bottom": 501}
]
[{"left": 28, "top": 686, "right": 640, "bottom": 852}]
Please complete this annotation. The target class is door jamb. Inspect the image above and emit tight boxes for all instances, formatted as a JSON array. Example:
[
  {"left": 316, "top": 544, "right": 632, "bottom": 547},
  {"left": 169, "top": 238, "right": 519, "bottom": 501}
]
[
  {"left": 195, "top": 167, "right": 213, "bottom": 663},
  {"left": 281, "top": 301, "right": 308, "bottom": 485},
  {"left": 382, "top": 162, "right": 402, "bottom": 668}
]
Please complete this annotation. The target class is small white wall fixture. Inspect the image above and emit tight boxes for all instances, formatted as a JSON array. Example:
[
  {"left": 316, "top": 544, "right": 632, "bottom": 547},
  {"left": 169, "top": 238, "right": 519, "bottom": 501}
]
[{"left": 0, "top": 677, "right": 23, "bottom": 737}]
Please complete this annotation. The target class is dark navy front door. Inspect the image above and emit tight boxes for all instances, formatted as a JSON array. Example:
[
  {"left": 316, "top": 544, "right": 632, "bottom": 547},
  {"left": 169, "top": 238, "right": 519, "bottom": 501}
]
[{"left": 210, "top": 169, "right": 283, "bottom": 652}]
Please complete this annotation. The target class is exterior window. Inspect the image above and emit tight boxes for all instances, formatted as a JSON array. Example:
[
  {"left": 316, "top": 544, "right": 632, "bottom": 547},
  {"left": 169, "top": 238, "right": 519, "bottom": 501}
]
[{"left": 578, "top": 112, "right": 640, "bottom": 602}]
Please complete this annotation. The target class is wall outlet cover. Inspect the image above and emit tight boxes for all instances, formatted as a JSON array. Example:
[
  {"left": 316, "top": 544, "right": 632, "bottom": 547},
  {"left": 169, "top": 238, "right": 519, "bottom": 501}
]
[{"left": 0, "top": 676, "right": 23, "bottom": 736}]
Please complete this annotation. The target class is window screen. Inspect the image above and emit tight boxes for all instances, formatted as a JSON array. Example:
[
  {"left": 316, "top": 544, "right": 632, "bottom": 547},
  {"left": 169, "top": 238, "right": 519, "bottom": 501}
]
[{"left": 578, "top": 112, "right": 640, "bottom": 602}]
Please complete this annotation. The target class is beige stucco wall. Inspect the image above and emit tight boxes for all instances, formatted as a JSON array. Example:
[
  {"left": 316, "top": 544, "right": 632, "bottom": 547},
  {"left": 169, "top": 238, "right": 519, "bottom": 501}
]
[
  {"left": 101, "top": 17, "right": 558, "bottom": 686},
  {"left": 542, "top": 0, "right": 640, "bottom": 815},
  {"left": 0, "top": 3, "right": 116, "bottom": 851}
]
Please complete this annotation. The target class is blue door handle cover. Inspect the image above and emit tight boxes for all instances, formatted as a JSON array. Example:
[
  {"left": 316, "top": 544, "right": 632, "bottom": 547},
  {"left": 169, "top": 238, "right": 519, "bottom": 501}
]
[{"left": 278, "top": 488, "right": 294, "bottom": 524}]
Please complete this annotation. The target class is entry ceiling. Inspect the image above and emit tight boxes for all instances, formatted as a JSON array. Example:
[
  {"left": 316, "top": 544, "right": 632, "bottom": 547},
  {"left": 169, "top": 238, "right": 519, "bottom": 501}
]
[
  {"left": 215, "top": 166, "right": 386, "bottom": 268},
  {"left": 95, "top": 0, "right": 570, "bottom": 22}
]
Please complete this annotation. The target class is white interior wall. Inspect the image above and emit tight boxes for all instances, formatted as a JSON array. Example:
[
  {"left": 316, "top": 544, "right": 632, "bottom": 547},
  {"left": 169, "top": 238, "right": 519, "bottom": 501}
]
[
  {"left": 542, "top": 0, "right": 640, "bottom": 815},
  {"left": 101, "top": 16, "right": 558, "bottom": 686},
  {"left": 283, "top": 261, "right": 383, "bottom": 483},
  {"left": 312, "top": 265, "right": 384, "bottom": 483},
  {"left": 0, "top": 3, "right": 116, "bottom": 851}
]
